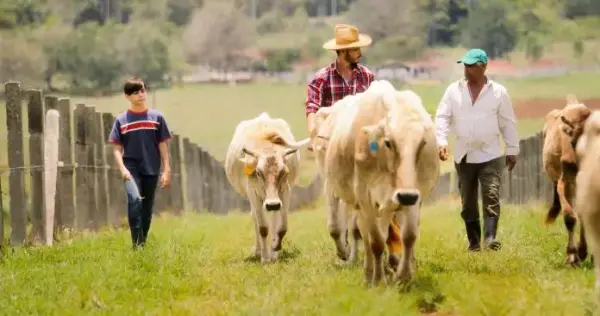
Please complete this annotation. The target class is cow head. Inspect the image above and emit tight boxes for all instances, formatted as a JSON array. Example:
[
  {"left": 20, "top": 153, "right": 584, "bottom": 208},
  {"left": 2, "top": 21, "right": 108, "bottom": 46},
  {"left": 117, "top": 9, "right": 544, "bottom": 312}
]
[
  {"left": 560, "top": 103, "right": 591, "bottom": 147},
  {"left": 360, "top": 115, "right": 429, "bottom": 208},
  {"left": 239, "top": 138, "right": 310, "bottom": 211}
]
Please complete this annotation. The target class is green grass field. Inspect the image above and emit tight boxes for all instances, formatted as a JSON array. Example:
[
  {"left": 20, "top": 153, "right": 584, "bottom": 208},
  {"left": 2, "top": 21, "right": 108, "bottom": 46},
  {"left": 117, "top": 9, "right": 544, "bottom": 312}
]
[{"left": 1, "top": 198, "right": 597, "bottom": 315}]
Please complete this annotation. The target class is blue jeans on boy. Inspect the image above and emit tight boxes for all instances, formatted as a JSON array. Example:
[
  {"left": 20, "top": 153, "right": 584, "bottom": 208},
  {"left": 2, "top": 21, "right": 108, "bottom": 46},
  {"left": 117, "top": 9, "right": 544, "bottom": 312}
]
[{"left": 124, "top": 168, "right": 159, "bottom": 248}]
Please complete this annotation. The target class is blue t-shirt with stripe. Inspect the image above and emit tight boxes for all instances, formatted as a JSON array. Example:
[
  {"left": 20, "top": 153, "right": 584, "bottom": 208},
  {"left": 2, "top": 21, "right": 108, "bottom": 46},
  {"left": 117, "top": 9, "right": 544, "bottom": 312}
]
[{"left": 108, "top": 108, "right": 172, "bottom": 176}]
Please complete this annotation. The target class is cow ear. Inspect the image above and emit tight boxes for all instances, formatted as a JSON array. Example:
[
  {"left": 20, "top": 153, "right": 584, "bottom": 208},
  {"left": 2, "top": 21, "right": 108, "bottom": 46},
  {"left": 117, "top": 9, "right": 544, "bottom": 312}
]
[
  {"left": 239, "top": 152, "right": 258, "bottom": 176},
  {"left": 242, "top": 159, "right": 258, "bottom": 176}
]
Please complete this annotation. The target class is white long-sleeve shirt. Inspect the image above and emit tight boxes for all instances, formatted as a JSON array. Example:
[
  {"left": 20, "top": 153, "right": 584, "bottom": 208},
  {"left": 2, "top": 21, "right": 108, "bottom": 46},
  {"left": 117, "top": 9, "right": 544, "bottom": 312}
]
[{"left": 435, "top": 78, "right": 520, "bottom": 164}]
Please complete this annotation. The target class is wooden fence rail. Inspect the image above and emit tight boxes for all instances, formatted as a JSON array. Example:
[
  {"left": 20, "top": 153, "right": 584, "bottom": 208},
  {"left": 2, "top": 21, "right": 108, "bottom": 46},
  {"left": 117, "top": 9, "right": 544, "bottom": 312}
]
[
  {"left": 0, "top": 81, "right": 322, "bottom": 248},
  {"left": 0, "top": 80, "right": 553, "bottom": 250}
]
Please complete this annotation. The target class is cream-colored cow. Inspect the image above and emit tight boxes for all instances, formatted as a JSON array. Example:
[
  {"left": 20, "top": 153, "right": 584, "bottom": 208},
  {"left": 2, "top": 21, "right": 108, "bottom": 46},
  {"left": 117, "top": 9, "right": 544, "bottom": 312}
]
[
  {"left": 574, "top": 110, "right": 600, "bottom": 299},
  {"left": 313, "top": 94, "right": 404, "bottom": 269},
  {"left": 324, "top": 80, "right": 439, "bottom": 286},
  {"left": 225, "top": 112, "right": 311, "bottom": 263}
]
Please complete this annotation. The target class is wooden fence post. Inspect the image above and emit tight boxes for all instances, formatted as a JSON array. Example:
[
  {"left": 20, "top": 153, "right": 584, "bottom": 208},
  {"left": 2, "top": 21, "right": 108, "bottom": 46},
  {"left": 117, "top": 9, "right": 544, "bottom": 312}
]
[
  {"left": 56, "top": 98, "right": 75, "bottom": 230},
  {"left": 44, "top": 109, "right": 60, "bottom": 245},
  {"left": 182, "top": 138, "right": 193, "bottom": 211},
  {"left": 74, "top": 104, "right": 94, "bottom": 229},
  {"left": 102, "top": 112, "right": 123, "bottom": 226},
  {"left": 169, "top": 134, "right": 184, "bottom": 213},
  {"left": 94, "top": 111, "right": 109, "bottom": 227},
  {"left": 26, "top": 89, "right": 46, "bottom": 244},
  {"left": 84, "top": 106, "right": 100, "bottom": 229},
  {"left": 198, "top": 146, "right": 210, "bottom": 212},
  {"left": 6, "top": 81, "right": 27, "bottom": 246}
]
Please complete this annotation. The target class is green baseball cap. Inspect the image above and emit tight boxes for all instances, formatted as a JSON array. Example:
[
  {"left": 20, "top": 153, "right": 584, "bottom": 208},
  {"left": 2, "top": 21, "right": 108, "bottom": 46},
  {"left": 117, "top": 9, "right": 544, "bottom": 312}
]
[{"left": 457, "top": 48, "right": 488, "bottom": 65}]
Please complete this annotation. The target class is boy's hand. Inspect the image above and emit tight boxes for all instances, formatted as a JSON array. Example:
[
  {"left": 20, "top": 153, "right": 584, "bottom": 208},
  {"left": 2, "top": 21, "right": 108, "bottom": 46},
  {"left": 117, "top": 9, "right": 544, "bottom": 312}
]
[
  {"left": 160, "top": 169, "right": 171, "bottom": 188},
  {"left": 121, "top": 168, "right": 132, "bottom": 180}
]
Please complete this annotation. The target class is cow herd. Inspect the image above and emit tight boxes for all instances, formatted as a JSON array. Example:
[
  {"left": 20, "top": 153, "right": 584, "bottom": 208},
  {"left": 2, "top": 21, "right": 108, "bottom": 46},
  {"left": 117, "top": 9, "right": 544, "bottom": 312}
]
[{"left": 224, "top": 79, "right": 600, "bottom": 298}]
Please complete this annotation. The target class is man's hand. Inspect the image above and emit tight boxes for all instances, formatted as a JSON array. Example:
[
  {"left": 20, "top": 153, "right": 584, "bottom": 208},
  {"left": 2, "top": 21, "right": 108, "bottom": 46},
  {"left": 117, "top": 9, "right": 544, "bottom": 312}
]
[
  {"left": 506, "top": 155, "right": 517, "bottom": 171},
  {"left": 120, "top": 168, "right": 132, "bottom": 180},
  {"left": 160, "top": 168, "right": 172, "bottom": 188},
  {"left": 438, "top": 146, "right": 449, "bottom": 161}
]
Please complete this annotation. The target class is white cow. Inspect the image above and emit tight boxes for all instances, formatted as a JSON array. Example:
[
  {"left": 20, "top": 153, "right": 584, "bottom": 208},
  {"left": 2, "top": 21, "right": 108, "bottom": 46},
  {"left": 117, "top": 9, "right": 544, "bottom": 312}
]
[
  {"left": 324, "top": 80, "right": 439, "bottom": 286},
  {"left": 225, "top": 112, "right": 311, "bottom": 263},
  {"left": 312, "top": 94, "right": 404, "bottom": 269},
  {"left": 574, "top": 110, "right": 600, "bottom": 299}
]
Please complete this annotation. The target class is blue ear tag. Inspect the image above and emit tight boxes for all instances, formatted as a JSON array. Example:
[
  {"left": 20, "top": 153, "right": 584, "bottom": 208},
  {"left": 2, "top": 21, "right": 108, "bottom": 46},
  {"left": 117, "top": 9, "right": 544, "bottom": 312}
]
[{"left": 368, "top": 140, "right": 379, "bottom": 152}]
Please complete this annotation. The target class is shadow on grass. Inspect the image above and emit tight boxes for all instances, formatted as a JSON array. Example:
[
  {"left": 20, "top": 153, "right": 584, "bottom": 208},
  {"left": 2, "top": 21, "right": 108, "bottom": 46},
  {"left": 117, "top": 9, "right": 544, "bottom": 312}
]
[
  {"left": 241, "top": 243, "right": 301, "bottom": 264},
  {"left": 397, "top": 274, "right": 446, "bottom": 314}
]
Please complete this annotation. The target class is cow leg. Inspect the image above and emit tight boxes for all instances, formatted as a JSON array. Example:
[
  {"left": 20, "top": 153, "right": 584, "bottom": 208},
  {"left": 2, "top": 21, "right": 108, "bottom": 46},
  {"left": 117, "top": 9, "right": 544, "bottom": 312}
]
[
  {"left": 386, "top": 214, "right": 403, "bottom": 271},
  {"left": 563, "top": 182, "right": 579, "bottom": 266},
  {"left": 250, "top": 196, "right": 271, "bottom": 264},
  {"left": 348, "top": 208, "right": 360, "bottom": 264},
  {"left": 271, "top": 189, "right": 290, "bottom": 261},
  {"left": 545, "top": 182, "right": 561, "bottom": 224},
  {"left": 371, "top": 211, "right": 389, "bottom": 286},
  {"left": 252, "top": 215, "right": 261, "bottom": 258},
  {"left": 557, "top": 176, "right": 573, "bottom": 216},
  {"left": 327, "top": 187, "right": 349, "bottom": 261},
  {"left": 395, "top": 204, "right": 419, "bottom": 284},
  {"left": 579, "top": 220, "right": 589, "bottom": 262},
  {"left": 355, "top": 211, "right": 374, "bottom": 285},
  {"left": 578, "top": 201, "right": 600, "bottom": 298}
]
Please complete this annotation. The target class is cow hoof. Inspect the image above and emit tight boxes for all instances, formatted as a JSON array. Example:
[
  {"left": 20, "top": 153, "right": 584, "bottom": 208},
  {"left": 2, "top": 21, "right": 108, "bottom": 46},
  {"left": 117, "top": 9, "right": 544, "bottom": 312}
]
[
  {"left": 388, "top": 253, "right": 401, "bottom": 270},
  {"left": 578, "top": 246, "right": 588, "bottom": 262},
  {"left": 336, "top": 246, "right": 350, "bottom": 261},
  {"left": 271, "top": 250, "right": 280, "bottom": 262},
  {"left": 261, "top": 253, "right": 275, "bottom": 264},
  {"left": 566, "top": 254, "right": 580, "bottom": 267}
]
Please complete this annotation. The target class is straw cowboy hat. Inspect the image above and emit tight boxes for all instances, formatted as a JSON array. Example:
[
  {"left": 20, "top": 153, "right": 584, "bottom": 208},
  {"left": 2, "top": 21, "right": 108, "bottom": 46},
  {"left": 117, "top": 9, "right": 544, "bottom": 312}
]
[{"left": 322, "top": 24, "right": 373, "bottom": 50}]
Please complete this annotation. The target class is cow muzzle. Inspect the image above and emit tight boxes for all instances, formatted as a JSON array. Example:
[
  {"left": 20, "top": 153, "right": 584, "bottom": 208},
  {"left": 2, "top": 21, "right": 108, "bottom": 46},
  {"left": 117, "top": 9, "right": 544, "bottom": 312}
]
[
  {"left": 393, "top": 189, "right": 420, "bottom": 206},
  {"left": 264, "top": 199, "right": 282, "bottom": 212}
]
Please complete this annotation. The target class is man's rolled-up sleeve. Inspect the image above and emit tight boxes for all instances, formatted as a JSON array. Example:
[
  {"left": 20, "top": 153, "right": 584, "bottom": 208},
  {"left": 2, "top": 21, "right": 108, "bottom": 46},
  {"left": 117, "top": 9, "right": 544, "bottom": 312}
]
[
  {"left": 498, "top": 88, "right": 520, "bottom": 156},
  {"left": 306, "top": 76, "right": 324, "bottom": 116},
  {"left": 435, "top": 87, "right": 453, "bottom": 147}
]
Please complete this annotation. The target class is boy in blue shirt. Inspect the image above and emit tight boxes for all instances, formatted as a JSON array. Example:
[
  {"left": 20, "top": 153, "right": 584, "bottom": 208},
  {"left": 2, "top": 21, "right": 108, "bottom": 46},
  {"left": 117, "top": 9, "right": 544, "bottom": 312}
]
[{"left": 108, "top": 77, "right": 172, "bottom": 249}]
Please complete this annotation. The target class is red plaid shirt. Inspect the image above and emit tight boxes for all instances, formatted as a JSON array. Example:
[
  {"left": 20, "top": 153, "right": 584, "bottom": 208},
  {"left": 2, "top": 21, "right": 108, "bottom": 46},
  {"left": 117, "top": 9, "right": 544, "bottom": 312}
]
[{"left": 305, "top": 61, "right": 375, "bottom": 116}]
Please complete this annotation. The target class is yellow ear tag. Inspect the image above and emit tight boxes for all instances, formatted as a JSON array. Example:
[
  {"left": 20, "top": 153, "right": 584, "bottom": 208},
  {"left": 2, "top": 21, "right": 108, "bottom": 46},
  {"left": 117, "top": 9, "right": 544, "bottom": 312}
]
[{"left": 243, "top": 165, "right": 255, "bottom": 176}]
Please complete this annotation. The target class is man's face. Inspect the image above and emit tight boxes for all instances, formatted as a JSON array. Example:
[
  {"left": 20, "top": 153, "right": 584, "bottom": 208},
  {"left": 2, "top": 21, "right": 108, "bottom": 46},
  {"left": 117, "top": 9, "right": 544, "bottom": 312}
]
[
  {"left": 464, "top": 62, "right": 486, "bottom": 81},
  {"left": 342, "top": 48, "right": 362, "bottom": 66},
  {"left": 126, "top": 86, "right": 147, "bottom": 105}
]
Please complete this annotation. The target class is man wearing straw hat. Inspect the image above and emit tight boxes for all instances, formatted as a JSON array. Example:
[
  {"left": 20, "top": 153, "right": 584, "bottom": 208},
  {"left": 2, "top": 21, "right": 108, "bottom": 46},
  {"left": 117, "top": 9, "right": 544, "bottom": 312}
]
[
  {"left": 304, "top": 24, "right": 404, "bottom": 268},
  {"left": 305, "top": 24, "right": 374, "bottom": 136}
]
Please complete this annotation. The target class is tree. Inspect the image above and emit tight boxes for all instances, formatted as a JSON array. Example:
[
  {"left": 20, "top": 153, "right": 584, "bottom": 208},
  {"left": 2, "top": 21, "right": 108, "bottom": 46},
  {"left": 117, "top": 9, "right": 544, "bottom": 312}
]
[
  {"left": 182, "top": 1, "right": 256, "bottom": 70},
  {"left": 460, "top": 1, "right": 518, "bottom": 59},
  {"left": 346, "top": 0, "right": 427, "bottom": 64}
]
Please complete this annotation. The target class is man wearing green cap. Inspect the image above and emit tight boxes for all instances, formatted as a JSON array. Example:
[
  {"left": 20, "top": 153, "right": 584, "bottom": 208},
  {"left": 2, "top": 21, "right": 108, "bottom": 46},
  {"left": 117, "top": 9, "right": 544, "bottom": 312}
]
[{"left": 434, "top": 48, "right": 520, "bottom": 252}]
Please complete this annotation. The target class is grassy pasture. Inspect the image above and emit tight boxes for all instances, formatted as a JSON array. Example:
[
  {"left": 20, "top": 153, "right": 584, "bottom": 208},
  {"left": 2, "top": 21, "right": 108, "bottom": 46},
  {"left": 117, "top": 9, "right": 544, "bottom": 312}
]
[{"left": 0, "top": 198, "right": 597, "bottom": 315}]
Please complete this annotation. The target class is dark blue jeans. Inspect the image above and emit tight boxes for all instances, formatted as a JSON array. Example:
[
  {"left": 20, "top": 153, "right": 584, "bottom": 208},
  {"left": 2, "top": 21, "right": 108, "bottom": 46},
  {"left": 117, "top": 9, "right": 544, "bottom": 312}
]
[{"left": 124, "top": 170, "right": 159, "bottom": 247}]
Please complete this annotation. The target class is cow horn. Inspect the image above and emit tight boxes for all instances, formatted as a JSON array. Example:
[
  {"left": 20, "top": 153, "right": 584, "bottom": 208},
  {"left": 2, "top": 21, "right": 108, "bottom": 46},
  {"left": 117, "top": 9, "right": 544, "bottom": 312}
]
[
  {"left": 285, "top": 137, "right": 312, "bottom": 149},
  {"left": 283, "top": 148, "right": 298, "bottom": 157}
]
